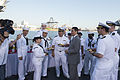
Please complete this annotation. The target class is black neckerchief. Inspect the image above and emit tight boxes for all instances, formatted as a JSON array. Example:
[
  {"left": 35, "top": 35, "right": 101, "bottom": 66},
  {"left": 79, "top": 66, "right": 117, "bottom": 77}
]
[
  {"left": 88, "top": 38, "right": 93, "bottom": 48},
  {"left": 101, "top": 36, "right": 106, "bottom": 39},
  {"left": 25, "top": 37, "right": 29, "bottom": 45},
  {"left": 23, "top": 35, "right": 28, "bottom": 45},
  {"left": 96, "top": 35, "right": 101, "bottom": 44},
  {"left": 38, "top": 44, "right": 46, "bottom": 53},
  {"left": 42, "top": 37, "right": 49, "bottom": 48}
]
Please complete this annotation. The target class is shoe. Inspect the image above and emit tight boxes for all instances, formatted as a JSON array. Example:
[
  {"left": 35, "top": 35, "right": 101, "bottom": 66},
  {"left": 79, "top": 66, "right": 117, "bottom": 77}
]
[
  {"left": 84, "top": 74, "right": 89, "bottom": 76},
  {"left": 66, "top": 74, "right": 70, "bottom": 79},
  {"left": 42, "top": 76, "right": 47, "bottom": 78},
  {"left": 78, "top": 73, "right": 81, "bottom": 77},
  {"left": 56, "top": 74, "right": 60, "bottom": 77},
  {"left": 25, "top": 73, "right": 28, "bottom": 76}
]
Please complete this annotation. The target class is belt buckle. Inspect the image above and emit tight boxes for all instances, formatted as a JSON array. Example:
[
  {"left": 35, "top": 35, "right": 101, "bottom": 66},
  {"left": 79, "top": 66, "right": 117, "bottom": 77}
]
[{"left": 59, "top": 51, "right": 62, "bottom": 52}]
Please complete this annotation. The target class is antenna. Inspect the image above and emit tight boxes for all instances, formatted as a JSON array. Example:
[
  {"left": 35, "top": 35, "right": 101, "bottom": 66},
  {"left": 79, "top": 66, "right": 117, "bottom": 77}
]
[{"left": 47, "top": 17, "right": 58, "bottom": 28}]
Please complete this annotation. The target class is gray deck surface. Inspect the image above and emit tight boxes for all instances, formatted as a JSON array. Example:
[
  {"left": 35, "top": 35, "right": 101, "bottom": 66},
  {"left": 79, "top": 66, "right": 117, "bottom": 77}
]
[{"left": 6, "top": 67, "right": 120, "bottom": 80}]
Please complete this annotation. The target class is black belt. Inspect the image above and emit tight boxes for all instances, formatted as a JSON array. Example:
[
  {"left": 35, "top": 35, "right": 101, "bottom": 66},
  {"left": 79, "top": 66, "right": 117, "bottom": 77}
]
[{"left": 59, "top": 51, "right": 62, "bottom": 52}]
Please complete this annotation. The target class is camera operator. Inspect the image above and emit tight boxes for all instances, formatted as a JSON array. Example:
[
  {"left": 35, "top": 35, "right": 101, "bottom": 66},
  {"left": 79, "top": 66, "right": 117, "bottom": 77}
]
[{"left": 0, "top": 19, "right": 20, "bottom": 80}]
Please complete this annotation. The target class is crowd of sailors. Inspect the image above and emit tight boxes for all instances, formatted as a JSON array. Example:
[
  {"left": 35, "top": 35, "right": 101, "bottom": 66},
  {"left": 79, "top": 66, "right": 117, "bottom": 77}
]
[{"left": 0, "top": 19, "right": 120, "bottom": 80}]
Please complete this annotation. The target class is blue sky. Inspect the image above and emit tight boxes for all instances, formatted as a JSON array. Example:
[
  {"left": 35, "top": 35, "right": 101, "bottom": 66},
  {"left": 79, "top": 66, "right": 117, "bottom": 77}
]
[{"left": 0, "top": 0, "right": 120, "bottom": 28}]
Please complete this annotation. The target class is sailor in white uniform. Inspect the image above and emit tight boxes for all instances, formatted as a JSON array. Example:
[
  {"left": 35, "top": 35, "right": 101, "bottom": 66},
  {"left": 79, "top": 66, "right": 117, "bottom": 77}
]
[
  {"left": 17, "top": 27, "right": 29, "bottom": 80},
  {"left": 0, "top": 36, "right": 9, "bottom": 80},
  {"left": 40, "top": 30, "right": 50, "bottom": 77},
  {"left": 0, "top": 26, "right": 21, "bottom": 80},
  {"left": 52, "top": 28, "right": 70, "bottom": 78},
  {"left": 32, "top": 35, "right": 47, "bottom": 80},
  {"left": 90, "top": 23, "right": 116, "bottom": 80},
  {"left": 37, "top": 23, "right": 47, "bottom": 37},
  {"left": 84, "top": 32, "right": 96, "bottom": 76},
  {"left": 106, "top": 21, "right": 120, "bottom": 80},
  {"left": 77, "top": 31, "right": 85, "bottom": 77},
  {"left": 1, "top": 27, "right": 22, "bottom": 80}
]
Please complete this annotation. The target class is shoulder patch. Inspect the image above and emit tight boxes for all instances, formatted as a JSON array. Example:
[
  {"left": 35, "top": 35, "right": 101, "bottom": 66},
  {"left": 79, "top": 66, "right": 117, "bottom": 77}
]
[
  {"left": 112, "top": 33, "right": 115, "bottom": 35},
  {"left": 101, "top": 36, "right": 106, "bottom": 39},
  {"left": 34, "top": 47, "right": 38, "bottom": 49}
]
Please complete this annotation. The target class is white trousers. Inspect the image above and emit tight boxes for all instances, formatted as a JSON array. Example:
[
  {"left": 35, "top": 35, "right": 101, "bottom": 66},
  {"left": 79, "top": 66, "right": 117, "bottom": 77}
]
[
  {"left": 91, "top": 66, "right": 113, "bottom": 80},
  {"left": 90, "top": 57, "right": 96, "bottom": 77},
  {"left": 84, "top": 51, "right": 94, "bottom": 75},
  {"left": 54, "top": 51, "right": 69, "bottom": 76},
  {"left": 110, "top": 54, "right": 119, "bottom": 80},
  {"left": 77, "top": 54, "right": 84, "bottom": 76},
  {"left": 18, "top": 56, "right": 27, "bottom": 80},
  {"left": 32, "top": 59, "right": 43, "bottom": 80},
  {"left": 91, "top": 59, "right": 114, "bottom": 80},
  {"left": 42, "top": 56, "right": 48, "bottom": 76}
]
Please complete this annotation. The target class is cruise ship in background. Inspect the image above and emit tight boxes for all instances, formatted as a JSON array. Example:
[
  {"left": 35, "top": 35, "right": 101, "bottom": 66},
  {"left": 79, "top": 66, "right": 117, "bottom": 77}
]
[
  {"left": 13, "top": 18, "right": 98, "bottom": 32},
  {"left": 13, "top": 19, "right": 120, "bottom": 33}
]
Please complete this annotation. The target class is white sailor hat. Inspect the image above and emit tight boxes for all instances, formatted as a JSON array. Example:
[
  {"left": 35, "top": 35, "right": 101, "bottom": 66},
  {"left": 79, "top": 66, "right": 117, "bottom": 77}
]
[
  {"left": 41, "top": 23, "right": 47, "bottom": 25},
  {"left": 88, "top": 32, "right": 94, "bottom": 34},
  {"left": 106, "top": 21, "right": 116, "bottom": 26},
  {"left": 43, "top": 30, "right": 48, "bottom": 33},
  {"left": 22, "top": 27, "right": 29, "bottom": 31},
  {"left": 97, "top": 22, "right": 110, "bottom": 29},
  {"left": 78, "top": 31, "right": 82, "bottom": 35},
  {"left": 58, "top": 27, "right": 65, "bottom": 31},
  {"left": 63, "top": 26, "right": 67, "bottom": 30},
  {"left": 78, "top": 31, "right": 81, "bottom": 33}
]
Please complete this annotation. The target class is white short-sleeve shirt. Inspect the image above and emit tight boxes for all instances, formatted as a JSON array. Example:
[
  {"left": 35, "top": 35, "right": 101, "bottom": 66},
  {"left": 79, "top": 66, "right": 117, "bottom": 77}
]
[
  {"left": 52, "top": 35, "right": 69, "bottom": 51},
  {"left": 95, "top": 34, "right": 115, "bottom": 69}
]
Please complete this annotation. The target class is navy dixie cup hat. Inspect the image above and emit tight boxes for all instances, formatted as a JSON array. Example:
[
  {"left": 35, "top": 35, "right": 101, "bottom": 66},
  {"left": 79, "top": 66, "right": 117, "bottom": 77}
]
[{"left": 33, "top": 35, "right": 43, "bottom": 42}]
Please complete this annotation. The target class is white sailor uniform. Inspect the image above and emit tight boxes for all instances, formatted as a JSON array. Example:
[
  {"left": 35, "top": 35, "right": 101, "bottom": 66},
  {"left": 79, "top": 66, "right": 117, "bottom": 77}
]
[
  {"left": 17, "top": 35, "right": 28, "bottom": 80},
  {"left": 84, "top": 37, "right": 96, "bottom": 75},
  {"left": 40, "top": 37, "right": 50, "bottom": 77},
  {"left": 0, "top": 38, "right": 9, "bottom": 80},
  {"left": 77, "top": 37, "right": 85, "bottom": 77},
  {"left": 52, "top": 35, "right": 69, "bottom": 78},
  {"left": 90, "top": 35, "right": 102, "bottom": 77},
  {"left": 110, "top": 31, "right": 120, "bottom": 80},
  {"left": 32, "top": 43, "right": 45, "bottom": 80},
  {"left": 37, "top": 30, "right": 43, "bottom": 37},
  {"left": 91, "top": 35, "right": 115, "bottom": 80},
  {"left": 0, "top": 44, "right": 6, "bottom": 65},
  {"left": 0, "top": 38, "right": 9, "bottom": 65}
]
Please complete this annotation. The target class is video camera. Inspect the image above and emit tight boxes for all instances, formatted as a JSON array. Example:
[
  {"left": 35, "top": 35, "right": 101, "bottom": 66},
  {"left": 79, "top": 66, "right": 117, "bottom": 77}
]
[{"left": 0, "top": 19, "right": 15, "bottom": 38}]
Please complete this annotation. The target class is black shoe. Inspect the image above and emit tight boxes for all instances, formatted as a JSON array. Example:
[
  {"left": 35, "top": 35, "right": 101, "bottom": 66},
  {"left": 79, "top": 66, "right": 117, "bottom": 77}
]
[
  {"left": 42, "top": 76, "right": 48, "bottom": 78},
  {"left": 84, "top": 74, "right": 89, "bottom": 76}
]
